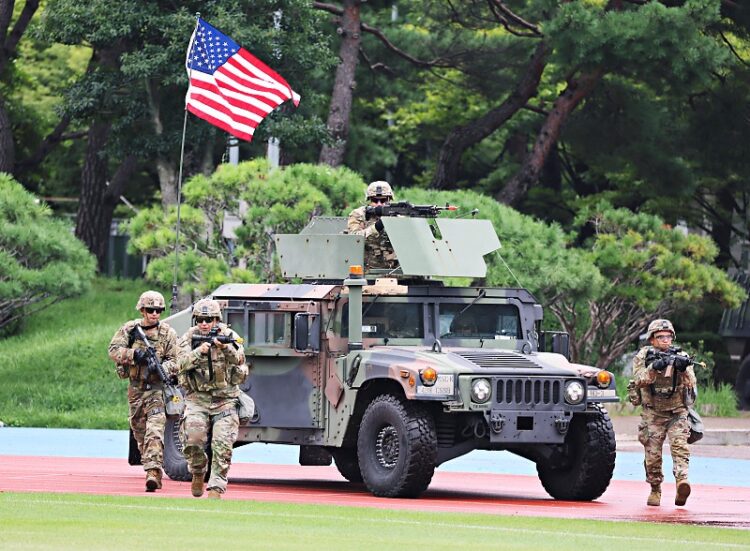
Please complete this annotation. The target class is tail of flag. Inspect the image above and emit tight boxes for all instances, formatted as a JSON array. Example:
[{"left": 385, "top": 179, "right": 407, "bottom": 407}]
[{"left": 185, "top": 18, "right": 300, "bottom": 141}]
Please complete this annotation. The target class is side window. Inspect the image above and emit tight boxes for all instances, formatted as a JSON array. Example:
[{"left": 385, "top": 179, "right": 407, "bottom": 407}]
[{"left": 248, "top": 312, "right": 292, "bottom": 347}]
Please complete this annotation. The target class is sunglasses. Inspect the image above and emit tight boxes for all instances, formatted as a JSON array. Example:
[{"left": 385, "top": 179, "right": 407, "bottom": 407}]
[
  {"left": 195, "top": 316, "right": 216, "bottom": 324},
  {"left": 144, "top": 307, "right": 164, "bottom": 314},
  {"left": 371, "top": 198, "right": 389, "bottom": 204}
]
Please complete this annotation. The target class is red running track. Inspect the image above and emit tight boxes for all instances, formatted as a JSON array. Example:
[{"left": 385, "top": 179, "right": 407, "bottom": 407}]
[{"left": 1, "top": 455, "right": 748, "bottom": 529}]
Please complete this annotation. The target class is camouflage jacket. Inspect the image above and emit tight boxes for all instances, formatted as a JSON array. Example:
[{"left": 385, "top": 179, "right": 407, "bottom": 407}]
[
  {"left": 108, "top": 320, "right": 178, "bottom": 385},
  {"left": 346, "top": 206, "right": 397, "bottom": 269},
  {"left": 632, "top": 345, "right": 696, "bottom": 410},
  {"left": 177, "top": 323, "right": 248, "bottom": 398}
]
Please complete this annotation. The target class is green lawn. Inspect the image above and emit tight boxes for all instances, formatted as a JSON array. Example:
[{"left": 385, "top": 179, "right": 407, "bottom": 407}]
[
  {"left": 1, "top": 493, "right": 748, "bottom": 551},
  {"left": 0, "top": 278, "right": 167, "bottom": 428}
]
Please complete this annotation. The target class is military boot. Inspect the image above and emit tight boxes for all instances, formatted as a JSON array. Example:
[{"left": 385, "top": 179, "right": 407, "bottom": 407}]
[
  {"left": 207, "top": 489, "right": 222, "bottom": 499},
  {"left": 191, "top": 473, "right": 205, "bottom": 497},
  {"left": 647, "top": 484, "right": 661, "bottom": 506},
  {"left": 145, "top": 469, "right": 162, "bottom": 492},
  {"left": 675, "top": 480, "right": 691, "bottom": 506}
]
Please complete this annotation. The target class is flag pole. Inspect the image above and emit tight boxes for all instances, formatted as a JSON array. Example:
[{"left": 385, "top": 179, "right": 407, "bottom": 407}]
[{"left": 170, "top": 13, "right": 201, "bottom": 314}]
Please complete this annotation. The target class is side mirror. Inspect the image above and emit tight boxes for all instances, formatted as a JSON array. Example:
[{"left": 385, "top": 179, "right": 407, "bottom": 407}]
[
  {"left": 294, "top": 313, "right": 320, "bottom": 353},
  {"left": 538, "top": 331, "right": 570, "bottom": 360}
]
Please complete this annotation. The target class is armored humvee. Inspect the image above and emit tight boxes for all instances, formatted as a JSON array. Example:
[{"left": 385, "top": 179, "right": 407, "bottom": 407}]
[{"left": 157, "top": 215, "right": 618, "bottom": 500}]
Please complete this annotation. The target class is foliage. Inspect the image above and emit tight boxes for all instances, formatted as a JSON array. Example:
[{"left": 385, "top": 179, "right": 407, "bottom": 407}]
[
  {"left": 0, "top": 174, "right": 95, "bottom": 335},
  {"left": 126, "top": 160, "right": 365, "bottom": 295},
  {"left": 555, "top": 201, "right": 746, "bottom": 367}
]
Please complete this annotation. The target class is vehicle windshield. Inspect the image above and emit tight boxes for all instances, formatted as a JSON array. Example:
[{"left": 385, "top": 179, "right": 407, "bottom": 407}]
[
  {"left": 342, "top": 301, "right": 424, "bottom": 339},
  {"left": 439, "top": 303, "right": 521, "bottom": 339}
]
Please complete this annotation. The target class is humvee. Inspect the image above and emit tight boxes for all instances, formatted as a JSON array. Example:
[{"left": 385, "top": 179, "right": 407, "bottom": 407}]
[{"left": 154, "top": 214, "right": 618, "bottom": 500}]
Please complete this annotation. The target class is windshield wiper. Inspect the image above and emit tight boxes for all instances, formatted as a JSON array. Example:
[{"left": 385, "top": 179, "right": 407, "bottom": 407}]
[
  {"left": 362, "top": 294, "right": 381, "bottom": 318},
  {"left": 457, "top": 289, "right": 487, "bottom": 316}
]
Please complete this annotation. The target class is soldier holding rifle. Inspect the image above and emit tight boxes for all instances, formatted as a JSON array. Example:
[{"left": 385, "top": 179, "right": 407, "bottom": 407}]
[
  {"left": 631, "top": 319, "right": 697, "bottom": 507},
  {"left": 108, "top": 291, "right": 178, "bottom": 492}
]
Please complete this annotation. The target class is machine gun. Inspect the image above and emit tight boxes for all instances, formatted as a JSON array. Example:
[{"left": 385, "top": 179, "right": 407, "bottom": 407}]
[
  {"left": 365, "top": 201, "right": 457, "bottom": 220},
  {"left": 132, "top": 325, "right": 185, "bottom": 417}
]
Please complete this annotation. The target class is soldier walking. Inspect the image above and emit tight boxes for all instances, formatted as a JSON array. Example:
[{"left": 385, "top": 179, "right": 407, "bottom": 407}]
[
  {"left": 347, "top": 180, "right": 398, "bottom": 270},
  {"left": 632, "top": 319, "right": 697, "bottom": 507},
  {"left": 108, "top": 291, "right": 178, "bottom": 492},
  {"left": 177, "top": 299, "right": 248, "bottom": 499}
]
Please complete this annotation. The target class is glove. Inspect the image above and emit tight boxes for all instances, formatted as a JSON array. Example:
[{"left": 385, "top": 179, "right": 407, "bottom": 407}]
[
  {"left": 365, "top": 205, "right": 384, "bottom": 220},
  {"left": 650, "top": 358, "right": 667, "bottom": 372},
  {"left": 374, "top": 219, "right": 384, "bottom": 232},
  {"left": 133, "top": 348, "right": 148, "bottom": 366},
  {"left": 673, "top": 355, "right": 691, "bottom": 372}
]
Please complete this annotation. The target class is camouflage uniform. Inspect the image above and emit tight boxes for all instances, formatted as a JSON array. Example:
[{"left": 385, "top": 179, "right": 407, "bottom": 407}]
[
  {"left": 178, "top": 322, "right": 248, "bottom": 494},
  {"left": 632, "top": 345, "right": 696, "bottom": 487},
  {"left": 347, "top": 206, "right": 398, "bottom": 269},
  {"left": 108, "top": 319, "right": 178, "bottom": 473}
]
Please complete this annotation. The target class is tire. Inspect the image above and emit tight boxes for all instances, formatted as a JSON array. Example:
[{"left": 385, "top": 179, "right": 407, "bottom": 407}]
[
  {"left": 357, "top": 394, "right": 437, "bottom": 498},
  {"left": 163, "top": 417, "right": 190, "bottom": 481},
  {"left": 163, "top": 417, "right": 212, "bottom": 482},
  {"left": 330, "top": 447, "right": 363, "bottom": 483},
  {"left": 536, "top": 404, "right": 616, "bottom": 501}
]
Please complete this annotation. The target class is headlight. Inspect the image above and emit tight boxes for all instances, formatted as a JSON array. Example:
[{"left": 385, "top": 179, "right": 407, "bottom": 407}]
[
  {"left": 471, "top": 378, "right": 492, "bottom": 404},
  {"left": 564, "top": 380, "right": 585, "bottom": 405}
]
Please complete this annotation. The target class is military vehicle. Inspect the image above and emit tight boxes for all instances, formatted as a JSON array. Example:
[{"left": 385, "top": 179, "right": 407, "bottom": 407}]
[
  {"left": 718, "top": 272, "right": 750, "bottom": 410},
  {"left": 153, "top": 213, "right": 619, "bottom": 500}
]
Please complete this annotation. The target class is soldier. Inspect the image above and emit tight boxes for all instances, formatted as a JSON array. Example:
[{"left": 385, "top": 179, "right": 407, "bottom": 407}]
[
  {"left": 347, "top": 180, "right": 398, "bottom": 270},
  {"left": 108, "top": 290, "right": 177, "bottom": 492},
  {"left": 177, "top": 298, "right": 248, "bottom": 499},
  {"left": 632, "top": 319, "right": 697, "bottom": 507}
]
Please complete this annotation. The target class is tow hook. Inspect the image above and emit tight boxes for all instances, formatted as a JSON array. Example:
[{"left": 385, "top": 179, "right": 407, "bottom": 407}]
[
  {"left": 555, "top": 417, "right": 570, "bottom": 435},
  {"left": 490, "top": 411, "right": 505, "bottom": 433}
]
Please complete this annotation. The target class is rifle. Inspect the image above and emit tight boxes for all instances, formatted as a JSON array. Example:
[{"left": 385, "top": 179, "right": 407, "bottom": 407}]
[
  {"left": 365, "top": 201, "right": 457, "bottom": 220},
  {"left": 132, "top": 325, "right": 185, "bottom": 417},
  {"left": 646, "top": 346, "right": 693, "bottom": 378}
]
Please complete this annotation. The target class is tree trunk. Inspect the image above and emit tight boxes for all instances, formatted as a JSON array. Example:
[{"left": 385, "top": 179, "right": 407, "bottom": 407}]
[
  {"left": 75, "top": 122, "right": 113, "bottom": 271},
  {"left": 496, "top": 68, "right": 604, "bottom": 206},
  {"left": 156, "top": 157, "right": 178, "bottom": 206},
  {"left": 431, "top": 43, "right": 548, "bottom": 189},
  {"left": 318, "top": 0, "right": 361, "bottom": 167},
  {"left": 711, "top": 187, "right": 736, "bottom": 269},
  {"left": 0, "top": 97, "right": 13, "bottom": 173}
]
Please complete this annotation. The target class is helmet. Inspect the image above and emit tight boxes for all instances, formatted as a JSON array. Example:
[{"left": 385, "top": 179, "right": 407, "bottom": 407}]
[
  {"left": 136, "top": 291, "right": 166, "bottom": 311},
  {"left": 646, "top": 319, "right": 675, "bottom": 341},
  {"left": 365, "top": 181, "right": 394, "bottom": 200},
  {"left": 193, "top": 298, "right": 221, "bottom": 319}
]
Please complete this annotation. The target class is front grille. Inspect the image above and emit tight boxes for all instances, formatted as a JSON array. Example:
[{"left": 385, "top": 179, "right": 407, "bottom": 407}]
[
  {"left": 454, "top": 351, "right": 539, "bottom": 370},
  {"left": 496, "top": 378, "right": 562, "bottom": 406}
]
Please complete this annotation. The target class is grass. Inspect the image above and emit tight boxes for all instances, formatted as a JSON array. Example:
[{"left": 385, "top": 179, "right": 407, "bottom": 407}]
[
  {"left": 0, "top": 278, "right": 167, "bottom": 428},
  {"left": 1, "top": 492, "right": 748, "bottom": 551}
]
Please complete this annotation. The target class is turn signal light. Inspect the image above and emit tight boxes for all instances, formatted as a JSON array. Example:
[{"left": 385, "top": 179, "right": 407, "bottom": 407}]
[
  {"left": 420, "top": 367, "right": 438, "bottom": 386},
  {"left": 596, "top": 370, "right": 612, "bottom": 388},
  {"left": 349, "top": 264, "right": 364, "bottom": 276}
]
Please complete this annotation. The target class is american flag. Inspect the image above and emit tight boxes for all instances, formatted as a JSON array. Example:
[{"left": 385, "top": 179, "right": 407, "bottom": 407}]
[{"left": 185, "top": 18, "right": 300, "bottom": 141}]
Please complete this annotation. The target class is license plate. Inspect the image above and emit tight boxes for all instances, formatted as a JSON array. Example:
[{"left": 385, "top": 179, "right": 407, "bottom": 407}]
[
  {"left": 588, "top": 389, "right": 617, "bottom": 399},
  {"left": 417, "top": 374, "right": 454, "bottom": 395}
]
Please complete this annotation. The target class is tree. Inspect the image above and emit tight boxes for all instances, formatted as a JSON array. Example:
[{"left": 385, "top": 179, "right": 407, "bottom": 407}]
[
  {"left": 553, "top": 202, "right": 746, "bottom": 367},
  {"left": 0, "top": 173, "right": 95, "bottom": 334}
]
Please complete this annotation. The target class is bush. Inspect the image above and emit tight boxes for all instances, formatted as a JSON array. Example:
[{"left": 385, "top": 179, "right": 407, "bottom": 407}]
[{"left": 0, "top": 173, "right": 96, "bottom": 335}]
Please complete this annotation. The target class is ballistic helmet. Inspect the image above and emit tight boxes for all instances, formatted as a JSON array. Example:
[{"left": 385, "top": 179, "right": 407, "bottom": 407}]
[
  {"left": 136, "top": 291, "right": 166, "bottom": 311},
  {"left": 193, "top": 298, "right": 222, "bottom": 319},
  {"left": 646, "top": 319, "right": 675, "bottom": 341},
  {"left": 366, "top": 181, "right": 394, "bottom": 200}
]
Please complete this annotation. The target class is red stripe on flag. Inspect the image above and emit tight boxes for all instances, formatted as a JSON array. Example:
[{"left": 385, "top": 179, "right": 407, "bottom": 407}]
[
  {"left": 187, "top": 103, "right": 253, "bottom": 141},
  {"left": 187, "top": 89, "right": 259, "bottom": 130},
  {"left": 235, "top": 49, "right": 296, "bottom": 103},
  {"left": 189, "top": 77, "right": 272, "bottom": 120}
]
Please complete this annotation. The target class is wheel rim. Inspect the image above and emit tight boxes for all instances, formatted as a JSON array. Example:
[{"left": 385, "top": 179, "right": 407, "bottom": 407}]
[{"left": 375, "top": 425, "right": 399, "bottom": 469}]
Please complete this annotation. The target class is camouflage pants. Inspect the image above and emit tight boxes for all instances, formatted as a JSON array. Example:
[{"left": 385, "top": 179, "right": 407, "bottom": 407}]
[
  {"left": 638, "top": 406, "right": 690, "bottom": 485},
  {"left": 128, "top": 386, "right": 166, "bottom": 471},
  {"left": 180, "top": 397, "right": 239, "bottom": 493}
]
